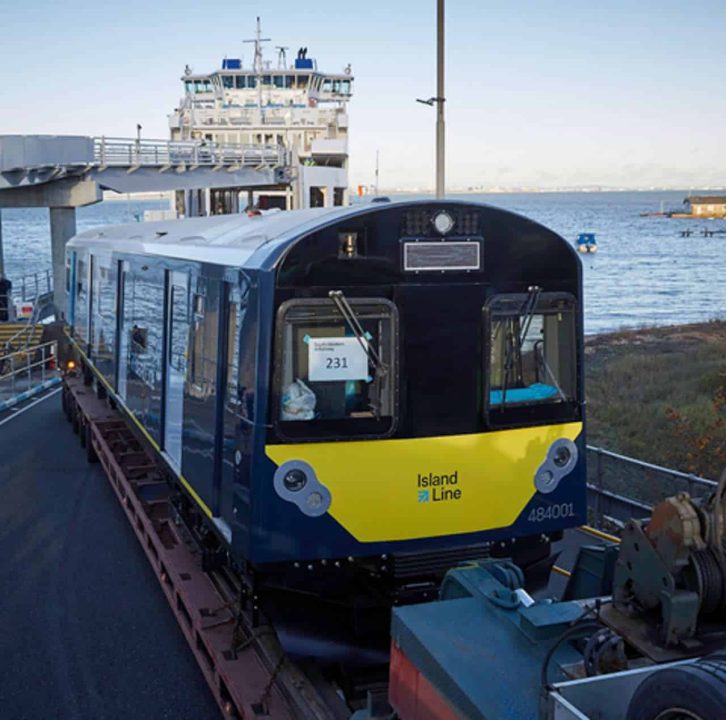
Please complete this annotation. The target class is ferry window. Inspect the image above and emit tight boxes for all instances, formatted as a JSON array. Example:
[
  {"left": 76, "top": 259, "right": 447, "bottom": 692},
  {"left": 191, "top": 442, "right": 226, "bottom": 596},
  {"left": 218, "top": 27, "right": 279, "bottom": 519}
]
[
  {"left": 296, "top": 75, "right": 309, "bottom": 89},
  {"left": 332, "top": 80, "right": 341, "bottom": 94},
  {"left": 285, "top": 75, "right": 294, "bottom": 88},
  {"left": 247, "top": 75, "right": 257, "bottom": 89},
  {"left": 222, "top": 75, "right": 233, "bottom": 89},
  {"left": 262, "top": 75, "right": 271, "bottom": 85},
  {"left": 484, "top": 293, "right": 577, "bottom": 426},
  {"left": 273, "top": 74, "right": 284, "bottom": 88},
  {"left": 341, "top": 80, "right": 351, "bottom": 95},
  {"left": 185, "top": 81, "right": 194, "bottom": 93},
  {"left": 322, "top": 77, "right": 332, "bottom": 93},
  {"left": 274, "top": 298, "right": 398, "bottom": 441},
  {"left": 235, "top": 75, "right": 246, "bottom": 89}
]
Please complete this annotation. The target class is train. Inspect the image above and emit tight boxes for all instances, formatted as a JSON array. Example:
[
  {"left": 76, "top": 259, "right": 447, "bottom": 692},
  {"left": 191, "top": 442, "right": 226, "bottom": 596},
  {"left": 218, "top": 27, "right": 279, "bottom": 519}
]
[{"left": 63, "top": 199, "right": 586, "bottom": 663}]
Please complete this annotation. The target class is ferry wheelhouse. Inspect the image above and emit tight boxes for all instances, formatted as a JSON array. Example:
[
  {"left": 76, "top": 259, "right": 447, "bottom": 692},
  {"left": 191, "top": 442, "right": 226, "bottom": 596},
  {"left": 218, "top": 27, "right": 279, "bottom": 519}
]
[{"left": 169, "top": 19, "right": 353, "bottom": 211}]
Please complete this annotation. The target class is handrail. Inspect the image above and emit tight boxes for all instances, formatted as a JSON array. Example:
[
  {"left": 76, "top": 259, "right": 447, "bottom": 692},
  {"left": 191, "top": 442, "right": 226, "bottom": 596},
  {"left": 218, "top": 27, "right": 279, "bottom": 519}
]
[
  {"left": 586, "top": 444, "right": 716, "bottom": 489},
  {"left": 93, "top": 136, "right": 286, "bottom": 169},
  {"left": 2, "top": 269, "right": 53, "bottom": 304},
  {"left": 0, "top": 340, "right": 58, "bottom": 400}
]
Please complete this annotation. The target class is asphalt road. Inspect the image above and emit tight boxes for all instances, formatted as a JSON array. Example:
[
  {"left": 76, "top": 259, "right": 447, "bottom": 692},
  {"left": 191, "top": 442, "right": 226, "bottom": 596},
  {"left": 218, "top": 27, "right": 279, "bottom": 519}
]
[{"left": 0, "top": 388, "right": 220, "bottom": 720}]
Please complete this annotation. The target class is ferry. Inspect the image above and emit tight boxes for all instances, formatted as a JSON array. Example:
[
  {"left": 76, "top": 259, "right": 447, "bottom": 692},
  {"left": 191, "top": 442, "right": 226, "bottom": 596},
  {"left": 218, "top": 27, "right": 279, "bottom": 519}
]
[{"left": 168, "top": 18, "right": 353, "bottom": 211}]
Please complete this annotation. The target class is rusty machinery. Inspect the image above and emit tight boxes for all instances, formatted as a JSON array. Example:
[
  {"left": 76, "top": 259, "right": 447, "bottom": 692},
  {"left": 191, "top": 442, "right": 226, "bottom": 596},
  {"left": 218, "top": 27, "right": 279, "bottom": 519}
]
[{"left": 604, "top": 471, "right": 726, "bottom": 659}]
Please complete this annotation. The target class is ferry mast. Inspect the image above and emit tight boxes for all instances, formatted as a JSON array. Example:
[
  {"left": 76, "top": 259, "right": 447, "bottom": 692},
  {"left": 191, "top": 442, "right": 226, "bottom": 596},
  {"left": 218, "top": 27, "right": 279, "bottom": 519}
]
[{"left": 243, "top": 17, "right": 270, "bottom": 120}]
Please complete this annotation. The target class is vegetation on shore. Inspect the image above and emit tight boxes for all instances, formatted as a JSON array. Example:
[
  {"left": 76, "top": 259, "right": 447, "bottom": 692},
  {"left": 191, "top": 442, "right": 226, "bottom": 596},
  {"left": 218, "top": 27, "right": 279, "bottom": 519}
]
[{"left": 585, "top": 321, "right": 726, "bottom": 482}]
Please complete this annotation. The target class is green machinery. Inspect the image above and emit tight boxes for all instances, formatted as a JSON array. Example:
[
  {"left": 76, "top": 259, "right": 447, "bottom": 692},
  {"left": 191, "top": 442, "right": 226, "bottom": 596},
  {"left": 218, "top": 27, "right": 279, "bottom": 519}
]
[{"left": 367, "top": 476, "right": 726, "bottom": 720}]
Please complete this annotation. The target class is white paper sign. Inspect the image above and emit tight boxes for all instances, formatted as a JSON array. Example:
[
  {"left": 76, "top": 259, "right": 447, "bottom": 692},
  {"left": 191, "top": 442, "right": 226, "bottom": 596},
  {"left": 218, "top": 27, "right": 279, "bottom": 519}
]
[{"left": 308, "top": 337, "right": 368, "bottom": 382}]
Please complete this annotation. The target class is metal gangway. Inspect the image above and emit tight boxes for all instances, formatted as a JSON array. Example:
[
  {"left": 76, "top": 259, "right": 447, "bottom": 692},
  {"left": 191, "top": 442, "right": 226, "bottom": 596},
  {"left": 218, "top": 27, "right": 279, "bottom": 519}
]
[
  {"left": 93, "top": 136, "right": 286, "bottom": 170},
  {"left": 0, "top": 135, "right": 289, "bottom": 190}
]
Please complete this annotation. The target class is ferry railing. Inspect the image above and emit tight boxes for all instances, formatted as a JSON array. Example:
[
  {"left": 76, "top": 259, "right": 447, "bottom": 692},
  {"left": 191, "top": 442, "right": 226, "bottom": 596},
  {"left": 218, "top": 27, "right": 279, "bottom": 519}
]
[
  {"left": 0, "top": 340, "right": 58, "bottom": 404},
  {"left": 586, "top": 444, "right": 717, "bottom": 528},
  {"left": 94, "top": 137, "right": 285, "bottom": 169},
  {"left": 10, "top": 269, "right": 53, "bottom": 304}
]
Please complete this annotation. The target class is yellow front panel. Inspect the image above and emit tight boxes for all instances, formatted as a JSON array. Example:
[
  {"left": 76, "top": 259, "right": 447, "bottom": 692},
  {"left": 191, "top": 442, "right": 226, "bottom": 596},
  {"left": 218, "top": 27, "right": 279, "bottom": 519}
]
[{"left": 266, "top": 422, "right": 582, "bottom": 543}]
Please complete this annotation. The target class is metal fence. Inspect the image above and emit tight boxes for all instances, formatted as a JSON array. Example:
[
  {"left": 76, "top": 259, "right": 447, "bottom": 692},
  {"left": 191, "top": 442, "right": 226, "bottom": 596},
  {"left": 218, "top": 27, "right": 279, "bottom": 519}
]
[
  {"left": 94, "top": 137, "right": 287, "bottom": 169},
  {"left": 586, "top": 445, "right": 717, "bottom": 528},
  {"left": 0, "top": 340, "right": 58, "bottom": 402},
  {"left": 10, "top": 269, "right": 53, "bottom": 304},
  {"left": 0, "top": 270, "right": 53, "bottom": 322}
]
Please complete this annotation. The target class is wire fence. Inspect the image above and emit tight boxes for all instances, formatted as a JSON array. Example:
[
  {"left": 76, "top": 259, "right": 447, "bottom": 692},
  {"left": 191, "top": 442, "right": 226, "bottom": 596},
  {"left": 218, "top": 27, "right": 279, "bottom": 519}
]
[{"left": 586, "top": 445, "right": 717, "bottom": 528}]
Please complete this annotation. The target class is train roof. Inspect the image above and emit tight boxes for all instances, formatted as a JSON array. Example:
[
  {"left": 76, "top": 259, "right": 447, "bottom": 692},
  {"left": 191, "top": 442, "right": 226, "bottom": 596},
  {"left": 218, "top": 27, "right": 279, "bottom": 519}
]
[
  {"left": 68, "top": 206, "right": 351, "bottom": 267},
  {"left": 67, "top": 199, "right": 565, "bottom": 269}
]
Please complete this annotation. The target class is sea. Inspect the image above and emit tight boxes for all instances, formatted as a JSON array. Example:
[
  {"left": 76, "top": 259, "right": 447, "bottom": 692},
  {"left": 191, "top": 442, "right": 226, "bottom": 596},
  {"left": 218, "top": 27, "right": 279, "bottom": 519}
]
[{"left": 1, "top": 190, "right": 724, "bottom": 335}]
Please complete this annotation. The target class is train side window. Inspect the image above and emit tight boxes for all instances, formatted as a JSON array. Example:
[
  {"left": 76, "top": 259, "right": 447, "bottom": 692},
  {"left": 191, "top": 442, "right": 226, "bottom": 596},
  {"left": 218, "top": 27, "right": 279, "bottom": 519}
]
[
  {"left": 484, "top": 293, "right": 578, "bottom": 426},
  {"left": 274, "top": 298, "right": 398, "bottom": 441},
  {"left": 74, "top": 254, "right": 89, "bottom": 344}
]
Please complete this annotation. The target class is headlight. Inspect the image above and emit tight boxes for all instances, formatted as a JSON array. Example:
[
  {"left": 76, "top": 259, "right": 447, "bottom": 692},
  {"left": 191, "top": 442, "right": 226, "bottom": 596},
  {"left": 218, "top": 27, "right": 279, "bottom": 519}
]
[
  {"left": 553, "top": 446, "right": 571, "bottom": 468},
  {"left": 284, "top": 469, "right": 307, "bottom": 492},
  {"left": 273, "top": 460, "right": 332, "bottom": 517},
  {"left": 433, "top": 210, "right": 455, "bottom": 235},
  {"left": 534, "top": 438, "right": 578, "bottom": 494},
  {"left": 306, "top": 492, "right": 323, "bottom": 510}
]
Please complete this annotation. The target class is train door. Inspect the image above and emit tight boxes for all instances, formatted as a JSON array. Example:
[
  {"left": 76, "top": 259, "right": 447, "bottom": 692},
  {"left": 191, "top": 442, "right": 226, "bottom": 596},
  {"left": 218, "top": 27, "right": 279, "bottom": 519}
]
[
  {"left": 180, "top": 273, "right": 221, "bottom": 515},
  {"left": 116, "top": 260, "right": 129, "bottom": 399},
  {"left": 164, "top": 271, "right": 190, "bottom": 470},
  {"left": 219, "top": 276, "right": 248, "bottom": 524}
]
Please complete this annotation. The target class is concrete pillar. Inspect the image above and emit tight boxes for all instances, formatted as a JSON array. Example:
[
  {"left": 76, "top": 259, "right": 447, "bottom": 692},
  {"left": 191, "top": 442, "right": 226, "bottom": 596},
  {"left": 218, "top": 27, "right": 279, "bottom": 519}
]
[
  {"left": 50, "top": 207, "right": 76, "bottom": 320},
  {"left": 0, "top": 209, "right": 4, "bottom": 278}
]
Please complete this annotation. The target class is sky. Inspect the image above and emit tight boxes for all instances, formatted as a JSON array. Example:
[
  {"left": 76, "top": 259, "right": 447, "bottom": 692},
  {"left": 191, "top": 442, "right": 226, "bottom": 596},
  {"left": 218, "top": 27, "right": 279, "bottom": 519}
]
[{"left": 1, "top": 0, "right": 725, "bottom": 191}]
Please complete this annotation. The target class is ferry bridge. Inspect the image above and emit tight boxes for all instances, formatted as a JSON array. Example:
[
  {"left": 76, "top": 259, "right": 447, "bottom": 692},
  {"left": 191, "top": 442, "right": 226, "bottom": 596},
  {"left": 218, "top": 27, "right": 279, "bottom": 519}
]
[{"left": 0, "top": 134, "right": 292, "bottom": 315}]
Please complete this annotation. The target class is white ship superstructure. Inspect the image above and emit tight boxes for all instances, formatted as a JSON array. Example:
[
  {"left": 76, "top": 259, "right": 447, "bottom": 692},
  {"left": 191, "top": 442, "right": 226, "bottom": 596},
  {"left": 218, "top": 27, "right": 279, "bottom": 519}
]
[{"left": 169, "top": 19, "right": 353, "bottom": 210}]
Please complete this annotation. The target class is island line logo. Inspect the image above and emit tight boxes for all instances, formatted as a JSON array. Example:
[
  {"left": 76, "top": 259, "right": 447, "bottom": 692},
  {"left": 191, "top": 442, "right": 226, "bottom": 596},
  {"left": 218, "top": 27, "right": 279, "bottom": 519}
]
[{"left": 417, "top": 471, "right": 462, "bottom": 503}]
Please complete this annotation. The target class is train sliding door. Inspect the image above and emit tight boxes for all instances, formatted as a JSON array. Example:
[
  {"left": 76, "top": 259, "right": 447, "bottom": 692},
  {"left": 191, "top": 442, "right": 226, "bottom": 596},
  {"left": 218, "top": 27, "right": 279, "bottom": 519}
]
[
  {"left": 164, "top": 271, "right": 190, "bottom": 470},
  {"left": 219, "top": 276, "right": 248, "bottom": 523},
  {"left": 180, "top": 273, "right": 222, "bottom": 515}
]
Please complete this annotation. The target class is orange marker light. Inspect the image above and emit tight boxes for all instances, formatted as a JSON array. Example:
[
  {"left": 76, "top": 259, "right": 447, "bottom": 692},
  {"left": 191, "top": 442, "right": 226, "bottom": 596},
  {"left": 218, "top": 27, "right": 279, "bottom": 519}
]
[{"left": 67, "top": 360, "right": 76, "bottom": 370}]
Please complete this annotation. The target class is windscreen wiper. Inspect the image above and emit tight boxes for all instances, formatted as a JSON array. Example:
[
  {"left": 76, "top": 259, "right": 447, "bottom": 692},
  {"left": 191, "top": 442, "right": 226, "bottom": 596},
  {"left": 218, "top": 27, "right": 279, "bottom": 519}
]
[
  {"left": 498, "top": 286, "right": 542, "bottom": 408},
  {"left": 519, "top": 285, "right": 541, "bottom": 345},
  {"left": 535, "top": 341, "right": 567, "bottom": 402},
  {"left": 328, "top": 290, "right": 387, "bottom": 376}
]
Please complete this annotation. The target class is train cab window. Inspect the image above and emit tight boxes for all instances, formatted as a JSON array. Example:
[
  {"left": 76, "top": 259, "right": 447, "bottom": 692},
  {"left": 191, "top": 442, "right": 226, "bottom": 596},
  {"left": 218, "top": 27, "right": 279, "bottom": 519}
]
[
  {"left": 485, "top": 292, "right": 578, "bottom": 426},
  {"left": 274, "top": 297, "right": 398, "bottom": 441}
]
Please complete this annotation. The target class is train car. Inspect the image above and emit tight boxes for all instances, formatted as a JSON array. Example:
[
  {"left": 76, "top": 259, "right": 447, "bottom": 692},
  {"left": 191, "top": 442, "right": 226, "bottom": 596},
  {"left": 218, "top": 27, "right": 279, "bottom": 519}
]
[{"left": 64, "top": 200, "right": 586, "bottom": 661}]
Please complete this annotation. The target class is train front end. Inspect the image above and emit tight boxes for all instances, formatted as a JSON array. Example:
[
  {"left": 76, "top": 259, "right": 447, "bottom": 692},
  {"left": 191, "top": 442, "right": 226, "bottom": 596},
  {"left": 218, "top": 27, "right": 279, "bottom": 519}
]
[{"left": 249, "top": 200, "right": 586, "bottom": 661}]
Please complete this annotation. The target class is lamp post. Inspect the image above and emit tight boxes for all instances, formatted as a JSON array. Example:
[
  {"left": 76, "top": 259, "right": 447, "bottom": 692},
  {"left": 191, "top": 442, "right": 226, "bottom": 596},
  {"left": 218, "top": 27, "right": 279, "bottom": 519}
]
[
  {"left": 416, "top": 0, "right": 446, "bottom": 198},
  {"left": 436, "top": 0, "right": 445, "bottom": 199}
]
